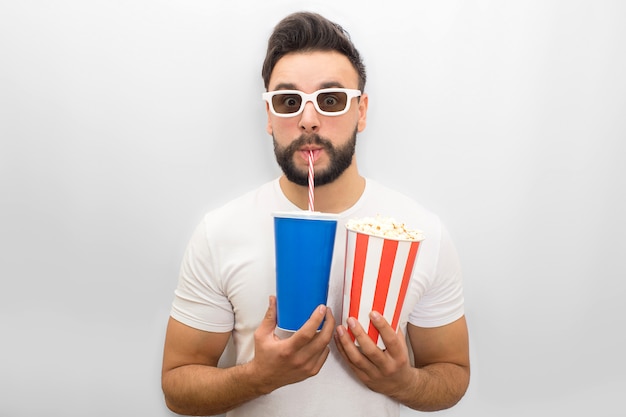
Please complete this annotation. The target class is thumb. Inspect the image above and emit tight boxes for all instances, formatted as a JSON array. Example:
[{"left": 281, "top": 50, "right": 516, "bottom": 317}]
[{"left": 257, "top": 295, "right": 278, "bottom": 335}]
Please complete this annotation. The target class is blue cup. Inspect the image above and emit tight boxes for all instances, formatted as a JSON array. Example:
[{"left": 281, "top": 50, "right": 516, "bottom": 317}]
[{"left": 273, "top": 211, "right": 338, "bottom": 331}]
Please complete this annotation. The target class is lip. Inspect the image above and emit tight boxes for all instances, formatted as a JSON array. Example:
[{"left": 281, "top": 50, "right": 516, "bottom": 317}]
[
  {"left": 299, "top": 148, "right": 323, "bottom": 162},
  {"left": 299, "top": 145, "right": 322, "bottom": 152}
]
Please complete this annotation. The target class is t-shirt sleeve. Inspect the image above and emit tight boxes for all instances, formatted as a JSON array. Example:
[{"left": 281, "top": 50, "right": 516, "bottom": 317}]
[
  {"left": 408, "top": 223, "right": 465, "bottom": 328},
  {"left": 170, "top": 217, "right": 235, "bottom": 333}
]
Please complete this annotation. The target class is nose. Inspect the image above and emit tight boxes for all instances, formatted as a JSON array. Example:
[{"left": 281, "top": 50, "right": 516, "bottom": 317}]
[{"left": 298, "top": 100, "right": 320, "bottom": 133}]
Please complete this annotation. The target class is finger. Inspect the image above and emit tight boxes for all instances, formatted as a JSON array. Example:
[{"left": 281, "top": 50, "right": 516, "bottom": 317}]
[
  {"left": 335, "top": 323, "right": 375, "bottom": 377},
  {"left": 306, "top": 310, "right": 334, "bottom": 372},
  {"left": 317, "top": 306, "right": 336, "bottom": 340},
  {"left": 346, "top": 318, "right": 382, "bottom": 363},
  {"left": 333, "top": 326, "right": 353, "bottom": 366},
  {"left": 369, "top": 311, "right": 407, "bottom": 357},
  {"left": 334, "top": 324, "right": 360, "bottom": 360},
  {"left": 333, "top": 326, "right": 348, "bottom": 359},
  {"left": 346, "top": 317, "right": 374, "bottom": 349},
  {"left": 311, "top": 344, "right": 331, "bottom": 375},
  {"left": 290, "top": 304, "right": 328, "bottom": 349},
  {"left": 255, "top": 295, "right": 278, "bottom": 338},
  {"left": 347, "top": 316, "right": 386, "bottom": 362}
]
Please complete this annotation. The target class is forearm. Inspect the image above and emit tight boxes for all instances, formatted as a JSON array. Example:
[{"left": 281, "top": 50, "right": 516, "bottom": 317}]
[
  {"left": 161, "top": 299, "right": 334, "bottom": 415},
  {"left": 162, "top": 362, "right": 268, "bottom": 416},
  {"left": 391, "top": 362, "right": 470, "bottom": 412}
]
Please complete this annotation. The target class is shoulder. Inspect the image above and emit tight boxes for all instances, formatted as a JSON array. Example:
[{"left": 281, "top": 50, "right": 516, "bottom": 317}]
[
  {"left": 205, "top": 179, "right": 278, "bottom": 220},
  {"left": 361, "top": 178, "right": 441, "bottom": 232}
]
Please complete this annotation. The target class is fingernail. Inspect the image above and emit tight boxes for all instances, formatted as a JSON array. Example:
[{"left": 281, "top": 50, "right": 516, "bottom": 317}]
[
  {"left": 318, "top": 305, "right": 327, "bottom": 315},
  {"left": 336, "top": 326, "right": 345, "bottom": 337},
  {"left": 347, "top": 317, "right": 357, "bottom": 329},
  {"left": 370, "top": 311, "right": 381, "bottom": 320}
]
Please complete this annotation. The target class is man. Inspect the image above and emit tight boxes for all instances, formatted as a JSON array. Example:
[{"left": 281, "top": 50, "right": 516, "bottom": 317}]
[{"left": 162, "top": 11, "right": 469, "bottom": 416}]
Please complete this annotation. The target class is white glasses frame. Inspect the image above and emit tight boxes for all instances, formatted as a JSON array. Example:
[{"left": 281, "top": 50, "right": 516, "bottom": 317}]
[{"left": 262, "top": 88, "right": 362, "bottom": 117}]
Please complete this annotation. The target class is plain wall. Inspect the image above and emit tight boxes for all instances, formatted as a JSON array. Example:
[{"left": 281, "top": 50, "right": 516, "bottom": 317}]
[{"left": 1, "top": 1, "right": 624, "bottom": 416}]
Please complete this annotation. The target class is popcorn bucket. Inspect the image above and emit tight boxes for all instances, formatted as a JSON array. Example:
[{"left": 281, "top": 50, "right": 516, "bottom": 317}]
[{"left": 342, "top": 224, "right": 424, "bottom": 349}]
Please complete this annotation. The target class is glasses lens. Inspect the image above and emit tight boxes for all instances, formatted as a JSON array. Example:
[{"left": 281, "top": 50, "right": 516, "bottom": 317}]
[
  {"left": 271, "top": 93, "right": 303, "bottom": 114},
  {"left": 317, "top": 91, "right": 348, "bottom": 113}
]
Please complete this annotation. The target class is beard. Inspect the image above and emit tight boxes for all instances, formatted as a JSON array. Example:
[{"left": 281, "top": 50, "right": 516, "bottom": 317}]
[{"left": 273, "top": 129, "right": 357, "bottom": 187}]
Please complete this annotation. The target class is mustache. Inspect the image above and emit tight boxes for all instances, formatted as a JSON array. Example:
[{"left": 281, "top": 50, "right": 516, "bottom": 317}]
[{"left": 282, "top": 133, "right": 333, "bottom": 153}]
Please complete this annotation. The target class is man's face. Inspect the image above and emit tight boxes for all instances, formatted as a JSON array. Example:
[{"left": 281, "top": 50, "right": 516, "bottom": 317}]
[{"left": 265, "top": 50, "right": 368, "bottom": 186}]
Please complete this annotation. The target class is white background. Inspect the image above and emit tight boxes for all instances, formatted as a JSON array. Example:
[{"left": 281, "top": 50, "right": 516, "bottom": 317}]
[{"left": 1, "top": 1, "right": 625, "bottom": 416}]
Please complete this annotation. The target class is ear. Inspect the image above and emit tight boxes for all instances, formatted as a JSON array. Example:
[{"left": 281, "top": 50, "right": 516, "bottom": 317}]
[
  {"left": 357, "top": 92, "right": 368, "bottom": 133},
  {"left": 265, "top": 102, "right": 274, "bottom": 136}
]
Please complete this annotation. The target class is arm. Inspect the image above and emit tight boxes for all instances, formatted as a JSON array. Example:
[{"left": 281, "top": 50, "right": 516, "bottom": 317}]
[
  {"left": 162, "top": 296, "right": 336, "bottom": 416},
  {"left": 334, "top": 313, "right": 469, "bottom": 411}
]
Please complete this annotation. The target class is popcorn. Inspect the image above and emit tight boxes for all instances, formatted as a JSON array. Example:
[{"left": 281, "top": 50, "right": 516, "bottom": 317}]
[{"left": 345, "top": 215, "right": 424, "bottom": 241}]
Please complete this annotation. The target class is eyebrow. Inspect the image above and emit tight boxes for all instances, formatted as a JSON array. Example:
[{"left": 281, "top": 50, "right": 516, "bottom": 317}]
[{"left": 271, "top": 81, "right": 347, "bottom": 91}]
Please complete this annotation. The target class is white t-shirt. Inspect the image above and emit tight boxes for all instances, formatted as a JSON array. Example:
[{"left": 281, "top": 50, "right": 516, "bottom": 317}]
[{"left": 170, "top": 178, "right": 464, "bottom": 417}]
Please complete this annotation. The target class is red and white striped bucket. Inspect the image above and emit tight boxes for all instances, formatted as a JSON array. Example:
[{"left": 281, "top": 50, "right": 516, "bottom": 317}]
[{"left": 342, "top": 228, "right": 424, "bottom": 349}]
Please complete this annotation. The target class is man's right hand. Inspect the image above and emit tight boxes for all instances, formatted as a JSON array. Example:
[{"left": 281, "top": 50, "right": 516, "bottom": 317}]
[{"left": 248, "top": 295, "right": 335, "bottom": 394}]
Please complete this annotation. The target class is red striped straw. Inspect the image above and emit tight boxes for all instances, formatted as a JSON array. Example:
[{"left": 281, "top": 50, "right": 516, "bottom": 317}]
[{"left": 308, "top": 150, "right": 314, "bottom": 211}]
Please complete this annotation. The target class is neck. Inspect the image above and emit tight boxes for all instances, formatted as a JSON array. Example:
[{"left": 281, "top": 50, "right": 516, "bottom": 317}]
[{"left": 279, "top": 162, "right": 365, "bottom": 214}]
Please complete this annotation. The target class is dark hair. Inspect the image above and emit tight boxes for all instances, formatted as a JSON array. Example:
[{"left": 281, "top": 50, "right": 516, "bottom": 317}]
[{"left": 262, "top": 12, "right": 366, "bottom": 91}]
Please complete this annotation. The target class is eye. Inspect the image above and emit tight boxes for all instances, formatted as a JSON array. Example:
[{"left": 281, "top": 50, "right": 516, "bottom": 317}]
[
  {"left": 281, "top": 95, "right": 301, "bottom": 108},
  {"left": 323, "top": 95, "right": 338, "bottom": 106},
  {"left": 318, "top": 92, "right": 347, "bottom": 112},
  {"left": 271, "top": 93, "right": 303, "bottom": 114}
]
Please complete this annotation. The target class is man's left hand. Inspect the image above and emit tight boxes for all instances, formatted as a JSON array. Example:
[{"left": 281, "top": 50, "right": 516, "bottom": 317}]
[{"left": 334, "top": 311, "right": 416, "bottom": 396}]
